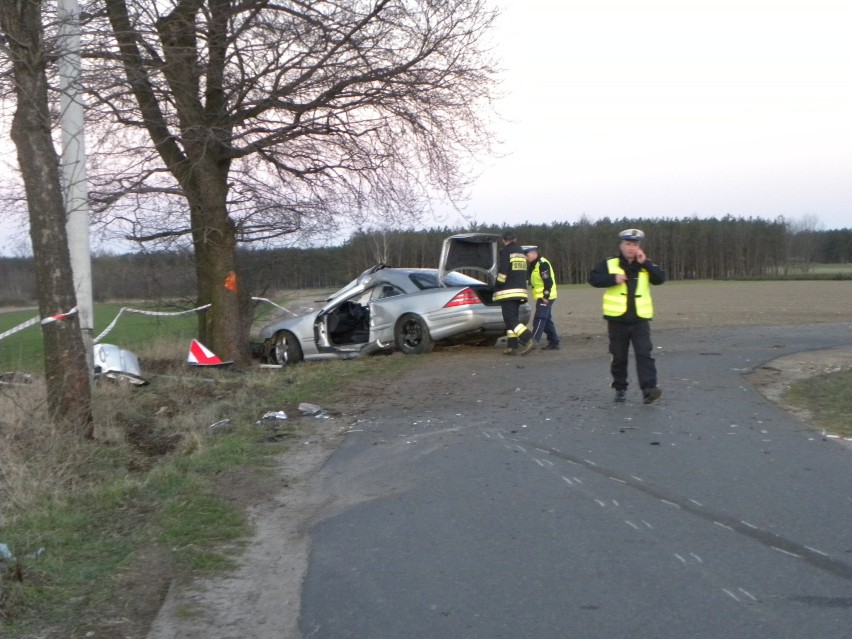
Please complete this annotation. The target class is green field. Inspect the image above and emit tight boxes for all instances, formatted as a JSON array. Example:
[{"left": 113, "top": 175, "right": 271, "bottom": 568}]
[
  {"left": 807, "top": 263, "right": 852, "bottom": 275},
  {"left": 0, "top": 293, "right": 327, "bottom": 374},
  {"left": 0, "top": 303, "right": 202, "bottom": 373}
]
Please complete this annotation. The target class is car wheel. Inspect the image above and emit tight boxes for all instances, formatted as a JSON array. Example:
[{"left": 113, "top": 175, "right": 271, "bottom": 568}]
[
  {"left": 269, "top": 330, "right": 303, "bottom": 365},
  {"left": 394, "top": 314, "right": 434, "bottom": 355}
]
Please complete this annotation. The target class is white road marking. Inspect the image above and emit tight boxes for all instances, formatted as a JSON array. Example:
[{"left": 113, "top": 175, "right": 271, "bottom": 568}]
[
  {"left": 738, "top": 588, "right": 758, "bottom": 601},
  {"left": 722, "top": 589, "right": 741, "bottom": 602},
  {"left": 625, "top": 520, "right": 640, "bottom": 530},
  {"left": 609, "top": 476, "right": 627, "bottom": 484},
  {"left": 805, "top": 546, "right": 830, "bottom": 557},
  {"left": 690, "top": 553, "right": 703, "bottom": 563},
  {"left": 714, "top": 521, "right": 735, "bottom": 532},
  {"left": 642, "top": 520, "right": 654, "bottom": 529},
  {"left": 562, "top": 476, "right": 573, "bottom": 486},
  {"left": 660, "top": 499, "right": 680, "bottom": 508},
  {"left": 771, "top": 546, "right": 801, "bottom": 559}
]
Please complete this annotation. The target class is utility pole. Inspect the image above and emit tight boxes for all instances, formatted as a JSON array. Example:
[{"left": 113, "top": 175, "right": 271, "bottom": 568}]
[{"left": 56, "top": 0, "right": 94, "bottom": 371}]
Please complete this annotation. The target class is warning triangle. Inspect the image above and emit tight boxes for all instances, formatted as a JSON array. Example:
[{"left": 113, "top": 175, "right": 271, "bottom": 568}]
[{"left": 187, "top": 339, "right": 233, "bottom": 367}]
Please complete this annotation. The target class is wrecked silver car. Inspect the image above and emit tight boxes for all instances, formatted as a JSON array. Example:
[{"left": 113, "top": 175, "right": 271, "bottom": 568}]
[{"left": 254, "top": 233, "right": 531, "bottom": 365}]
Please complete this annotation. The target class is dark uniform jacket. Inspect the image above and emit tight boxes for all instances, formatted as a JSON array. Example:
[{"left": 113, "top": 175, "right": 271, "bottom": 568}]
[{"left": 494, "top": 240, "right": 529, "bottom": 302}]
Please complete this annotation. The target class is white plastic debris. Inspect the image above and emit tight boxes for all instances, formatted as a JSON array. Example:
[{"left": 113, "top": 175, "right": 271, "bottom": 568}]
[
  {"left": 208, "top": 419, "right": 231, "bottom": 433},
  {"left": 256, "top": 410, "right": 287, "bottom": 424},
  {"left": 298, "top": 402, "right": 322, "bottom": 415}
]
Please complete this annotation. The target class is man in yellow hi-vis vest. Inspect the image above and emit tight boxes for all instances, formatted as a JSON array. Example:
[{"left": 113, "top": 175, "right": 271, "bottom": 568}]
[
  {"left": 588, "top": 228, "right": 666, "bottom": 404},
  {"left": 523, "top": 245, "right": 560, "bottom": 350}
]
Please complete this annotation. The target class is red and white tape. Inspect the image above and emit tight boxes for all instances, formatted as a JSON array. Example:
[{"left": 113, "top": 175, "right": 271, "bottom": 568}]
[
  {"left": 93, "top": 304, "right": 211, "bottom": 344},
  {"left": 252, "top": 296, "right": 298, "bottom": 316},
  {"left": 0, "top": 307, "right": 78, "bottom": 342}
]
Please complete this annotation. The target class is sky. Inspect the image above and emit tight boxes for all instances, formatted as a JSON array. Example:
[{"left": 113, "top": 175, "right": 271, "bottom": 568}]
[
  {"left": 439, "top": 0, "right": 852, "bottom": 232},
  {"left": 1, "top": 0, "right": 850, "bottom": 256}
]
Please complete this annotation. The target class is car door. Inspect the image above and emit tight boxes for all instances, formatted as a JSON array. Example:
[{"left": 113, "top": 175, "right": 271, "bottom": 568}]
[
  {"left": 313, "top": 284, "right": 370, "bottom": 354},
  {"left": 313, "top": 281, "right": 403, "bottom": 356},
  {"left": 365, "top": 282, "right": 406, "bottom": 345}
]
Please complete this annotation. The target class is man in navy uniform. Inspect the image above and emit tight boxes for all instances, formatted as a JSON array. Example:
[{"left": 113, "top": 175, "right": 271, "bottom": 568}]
[{"left": 523, "top": 245, "right": 560, "bottom": 351}]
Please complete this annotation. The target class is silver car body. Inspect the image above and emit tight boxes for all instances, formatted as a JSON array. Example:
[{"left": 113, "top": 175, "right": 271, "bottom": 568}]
[{"left": 255, "top": 233, "right": 531, "bottom": 365}]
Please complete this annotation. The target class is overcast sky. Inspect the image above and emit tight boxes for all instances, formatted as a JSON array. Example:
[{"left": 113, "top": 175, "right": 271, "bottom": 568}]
[
  {"left": 441, "top": 0, "right": 852, "bottom": 232},
  {"left": 2, "top": 0, "right": 850, "bottom": 256}
]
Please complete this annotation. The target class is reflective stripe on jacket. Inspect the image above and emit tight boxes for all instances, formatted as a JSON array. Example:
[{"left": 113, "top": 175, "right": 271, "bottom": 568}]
[
  {"left": 602, "top": 257, "right": 653, "bottom": 318},
  {"left": 494, "top": 243, "right": 529, "bottom": 302},
  {"left": 530, "top": 257, "right": 558, "bottom": 300}
]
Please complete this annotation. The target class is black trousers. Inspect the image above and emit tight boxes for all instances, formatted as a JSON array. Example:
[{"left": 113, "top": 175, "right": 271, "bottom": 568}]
[
  {"left": 500, "top": 299, "right": 523, "bottom": 347},
  {"left": 607, "top": 320, "right": 657, "bottom": 391}
]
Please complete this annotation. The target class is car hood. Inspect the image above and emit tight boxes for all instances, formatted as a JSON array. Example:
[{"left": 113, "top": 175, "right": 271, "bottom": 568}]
[{"left": 437, "top": 233, "right": 500, "bottom": 285}]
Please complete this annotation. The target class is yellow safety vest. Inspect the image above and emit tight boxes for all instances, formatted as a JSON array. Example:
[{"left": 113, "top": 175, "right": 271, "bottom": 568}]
[
  {"left": 530, "top": 257, "right": 558, "bottom": 300},
  {"left": 602, "top": 257, "right": 653, "bottom": 318}
]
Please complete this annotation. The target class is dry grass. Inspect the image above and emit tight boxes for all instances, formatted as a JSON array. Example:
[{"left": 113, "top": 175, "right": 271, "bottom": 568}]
[{"left": 0, "top": 383, "right": 119, "bottom": 529}]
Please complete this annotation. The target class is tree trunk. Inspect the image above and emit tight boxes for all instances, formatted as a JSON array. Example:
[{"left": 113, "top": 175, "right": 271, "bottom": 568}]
[
  {"left": 0, "top": 1, "right": 93, "bottom": 436},
  {"left": 187, "top": 177, "right": 251, "bottom": 367}
]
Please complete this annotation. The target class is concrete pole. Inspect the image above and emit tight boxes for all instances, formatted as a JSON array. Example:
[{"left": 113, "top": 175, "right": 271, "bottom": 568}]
[{"left": 56, "top": 0, "right": 94, "bottom": 372}]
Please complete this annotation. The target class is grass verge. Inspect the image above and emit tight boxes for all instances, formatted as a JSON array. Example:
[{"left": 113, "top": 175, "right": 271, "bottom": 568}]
[
  {"left": 784, "top": 369, "right": 852, "bottom": 438},
  {"left": 0, "top": 352, "right": 415, "bottom": 638}
]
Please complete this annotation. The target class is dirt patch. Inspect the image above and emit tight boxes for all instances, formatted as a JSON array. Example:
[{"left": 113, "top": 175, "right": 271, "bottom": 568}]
[{"left": 744, "top": 346, "right": 852, "bottom": 430}]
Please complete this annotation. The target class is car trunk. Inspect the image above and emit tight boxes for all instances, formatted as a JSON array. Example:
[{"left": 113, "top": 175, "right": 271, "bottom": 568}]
[
  {"left": 465, "top": 282, "right": 498, "bottom": 305},
  {"left": 439, "top": 233, "right": 516, "bottom": 308}
]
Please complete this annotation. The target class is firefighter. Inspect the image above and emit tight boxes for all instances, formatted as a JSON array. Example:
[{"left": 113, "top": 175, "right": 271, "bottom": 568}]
[
  {"left": 523, "top": 245, "right": 561, "bottom": 350},
  {"left": 588, "top": 228, "right": 666, "bottom": 403},
  {"left": 494, "top": 231, "right": 536, "bottom": 356}
]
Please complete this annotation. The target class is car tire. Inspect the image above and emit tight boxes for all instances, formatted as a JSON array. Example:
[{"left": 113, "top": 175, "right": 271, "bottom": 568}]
[
  {"left": 394, "top": 314, "right": 434, "bottom": 355},
  {"left": 269, "top": 330, "right": 303, "bottom": 366}
]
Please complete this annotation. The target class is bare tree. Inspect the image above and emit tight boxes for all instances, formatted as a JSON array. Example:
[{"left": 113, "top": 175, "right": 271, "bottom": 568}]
[
  {"left": 0, "top": 1, "right": 92, "bottom": 436},
  {"left": 80, "top": 0, "right": 500, "bottom": 364}
]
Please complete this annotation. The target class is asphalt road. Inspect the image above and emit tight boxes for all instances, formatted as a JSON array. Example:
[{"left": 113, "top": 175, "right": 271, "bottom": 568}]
[{"left": 299, "top": 323, "right": 852, "bottom": 639}]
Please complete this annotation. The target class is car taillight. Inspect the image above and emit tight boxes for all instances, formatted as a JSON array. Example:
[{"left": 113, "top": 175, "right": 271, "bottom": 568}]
[{"left": 444, "top": 288, "right": 481, "bottom": 308}]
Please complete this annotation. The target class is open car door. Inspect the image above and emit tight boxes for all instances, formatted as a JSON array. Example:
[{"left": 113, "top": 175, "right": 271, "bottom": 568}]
[{"left": 313, "top": 282, "right": 395, "bottom": 357}]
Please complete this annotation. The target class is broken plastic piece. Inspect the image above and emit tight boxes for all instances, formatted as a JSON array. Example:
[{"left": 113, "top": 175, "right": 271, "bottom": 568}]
[
  {"left": 208, "top": 419, "right": 231, "bottom": 433},
  {"left": 94, "top": 344, "right": 148, "bottom": 386},
  {"left": 256, "top": 410, "right": 287, "bottom": 424},
  {"left": 298, "top": 402, "right": 322, "bottom": 415}
]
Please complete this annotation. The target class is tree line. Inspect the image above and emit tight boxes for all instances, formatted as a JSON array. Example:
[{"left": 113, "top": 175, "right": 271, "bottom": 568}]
[{"left": 1, "top": 217, "right": 850, "bottom": 306}]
